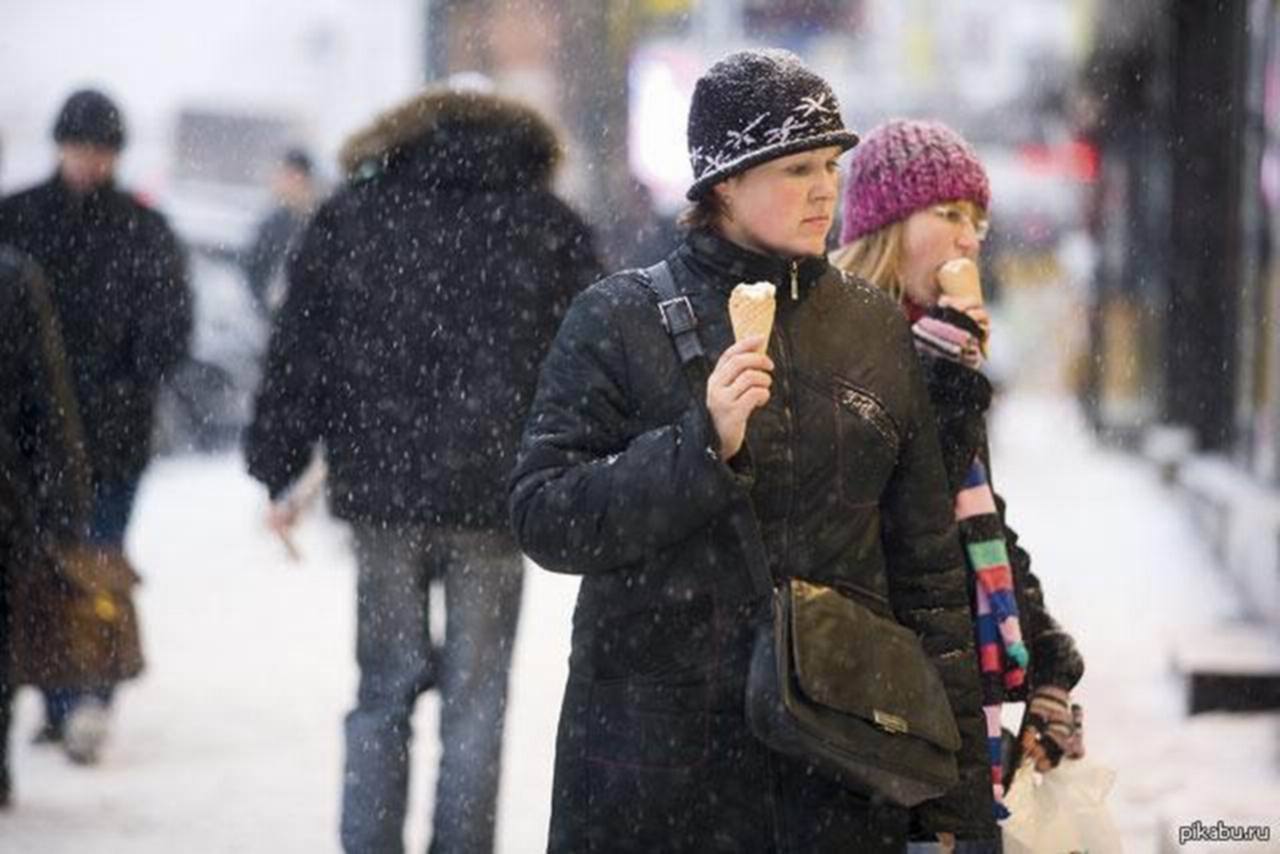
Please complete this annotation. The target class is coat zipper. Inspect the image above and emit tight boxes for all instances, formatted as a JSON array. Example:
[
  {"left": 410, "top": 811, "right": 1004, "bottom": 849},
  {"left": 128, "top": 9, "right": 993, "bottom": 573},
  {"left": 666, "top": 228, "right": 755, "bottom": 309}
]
[
  {"left": 775, "top": 314, "right": 796, "bottom": 579},
  {"left": 777, "top": 262, "right": 800, "bottom": 573},
  {"left": 768, "top": 262, "right": 800, "bottom": 576}
]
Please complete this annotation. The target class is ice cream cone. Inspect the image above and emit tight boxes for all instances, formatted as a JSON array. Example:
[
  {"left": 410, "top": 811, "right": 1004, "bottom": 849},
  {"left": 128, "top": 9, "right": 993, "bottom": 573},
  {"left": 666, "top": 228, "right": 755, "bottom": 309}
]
[
  {"left": 729, "top": 281, "right": 777, "bottom": 352},
  {"left": 937, "top": 257, "right": 983, "bottom": 304}
]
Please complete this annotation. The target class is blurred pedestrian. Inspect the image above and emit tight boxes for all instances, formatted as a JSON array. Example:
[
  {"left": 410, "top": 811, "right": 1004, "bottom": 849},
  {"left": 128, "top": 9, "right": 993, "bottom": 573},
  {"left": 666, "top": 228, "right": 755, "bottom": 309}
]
[
  {"left": 242, "top": 147, "right": 317, "bottom": 315},
  {"left": 245, "top": 84, "right": 599, "bottom": 853},
  {"left": 0, "top": 89, "right": 192, "bottom": 765},
  {"left": 833, "top": 118, "right": 1086, "bottom": 851},
  {"left": 510, "top": 49, "right": 995, "bottom": 852},
  {"left": 1, "top": 248, "right": 80, "bottom": 805}
]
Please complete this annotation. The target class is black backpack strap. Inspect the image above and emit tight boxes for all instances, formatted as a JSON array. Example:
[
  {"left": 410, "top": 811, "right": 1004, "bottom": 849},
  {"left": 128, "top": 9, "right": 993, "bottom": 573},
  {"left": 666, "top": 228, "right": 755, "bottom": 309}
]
[{"left": 638, "top": 261, "right": 775, "bottom": 599}]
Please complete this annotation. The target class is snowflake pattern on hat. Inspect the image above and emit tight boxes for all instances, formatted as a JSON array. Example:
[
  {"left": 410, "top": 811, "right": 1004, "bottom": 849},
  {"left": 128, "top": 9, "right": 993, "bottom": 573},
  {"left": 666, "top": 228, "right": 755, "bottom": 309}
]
[
  {"left": 763, "top": 113, "right": 809, "bottom": 145},
  {"left": 725, "top": 113, "right": 768, "bottom": 151},
  {"left": 795, "top": 93, "right": 835, "bottom": 118},
  {"left": 690, "top": 97, "right": 846, "bottom": 182}
]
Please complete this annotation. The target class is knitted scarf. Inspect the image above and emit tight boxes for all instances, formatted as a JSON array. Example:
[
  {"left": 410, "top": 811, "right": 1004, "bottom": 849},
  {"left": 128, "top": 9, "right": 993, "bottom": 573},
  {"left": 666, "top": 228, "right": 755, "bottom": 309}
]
[
  {"left": 956, "top": 457, "right": 1028, "bottom": 816},
  {"left": 912, "top": 312, "right": 1028, "bottom": 817}
]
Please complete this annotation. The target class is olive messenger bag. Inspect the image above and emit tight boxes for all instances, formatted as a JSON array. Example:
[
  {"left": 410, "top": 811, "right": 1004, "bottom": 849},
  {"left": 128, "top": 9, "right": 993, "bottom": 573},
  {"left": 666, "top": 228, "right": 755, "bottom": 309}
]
[
  {"left": 638, "top": 260, "right": 962, "bottom": 807},
  {"left": 6, "top": 251, "right": 144, "bottom": 689}
]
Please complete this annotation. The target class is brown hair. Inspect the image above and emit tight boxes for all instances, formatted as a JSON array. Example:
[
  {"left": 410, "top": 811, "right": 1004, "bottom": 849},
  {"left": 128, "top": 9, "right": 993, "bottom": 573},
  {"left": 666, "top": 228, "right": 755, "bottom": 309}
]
[
  {"left": 830, "top": 221, "right": 906, "bottom": 300},
  {"left": 676, "top": 191, "right": 728, "bottom": 233}
]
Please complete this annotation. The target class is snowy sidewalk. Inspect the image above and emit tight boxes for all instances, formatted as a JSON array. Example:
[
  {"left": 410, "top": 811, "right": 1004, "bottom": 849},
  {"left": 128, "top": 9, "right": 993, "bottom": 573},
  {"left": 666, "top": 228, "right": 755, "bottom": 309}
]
[
  {"left": 2, "top": 392, "right": 1278, "bottom": 852},
  {"left": 988, "top": 395, "right": 1280, "bottom": 854},
  {"left": 2, "top": 453, "right": 578, "bottom": 853}
]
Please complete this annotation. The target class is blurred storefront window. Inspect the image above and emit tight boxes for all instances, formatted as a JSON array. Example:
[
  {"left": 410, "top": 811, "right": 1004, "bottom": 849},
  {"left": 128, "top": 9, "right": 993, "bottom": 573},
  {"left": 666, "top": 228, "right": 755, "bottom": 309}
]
[{"left": 1238, "top": 0, "right": 1280, "bottom": 482}]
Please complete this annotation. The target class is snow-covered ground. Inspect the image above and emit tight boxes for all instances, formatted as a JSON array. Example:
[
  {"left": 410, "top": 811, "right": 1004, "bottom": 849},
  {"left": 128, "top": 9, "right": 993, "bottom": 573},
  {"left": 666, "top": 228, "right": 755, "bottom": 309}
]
[
  {"left": 3, "top": 392, "right": 1279, "bottom": 853},
  {"left": 989, "top": 396, "right": 1280, "bottom": 853}
]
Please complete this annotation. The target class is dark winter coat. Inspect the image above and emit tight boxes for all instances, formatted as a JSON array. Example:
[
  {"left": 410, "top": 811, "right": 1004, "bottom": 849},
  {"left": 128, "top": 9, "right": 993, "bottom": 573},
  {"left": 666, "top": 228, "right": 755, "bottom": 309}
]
[
  {"left": 245, "top": 90, "right": 601, "bottom": 528},
  {"left": 0, "top": 176, "right": 192, "bottom": 487},
  {"left": 917, "top": 309, "right": 1085, "bottom": 695},
  {"left": 242, "top": 205, "right": 308, "bottom": 312},
  {"left": 0, "top": 248, "right": 77, "bottom": 694},
  {"left": 509, "top": 229, "right": 997, "bottom": 851},
  {"left": 0, "top": 248, "right": 79, "bottom": 545}
]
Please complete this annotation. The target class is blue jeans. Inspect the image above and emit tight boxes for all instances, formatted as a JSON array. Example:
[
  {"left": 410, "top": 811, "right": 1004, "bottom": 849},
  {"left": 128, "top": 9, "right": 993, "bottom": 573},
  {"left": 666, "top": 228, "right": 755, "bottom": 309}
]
[
  {"left": 341, "top": 524, "right": 524, "bottom": 854},
  {"left": 43, "top": 478, "right": 138, "bottom": 729}
]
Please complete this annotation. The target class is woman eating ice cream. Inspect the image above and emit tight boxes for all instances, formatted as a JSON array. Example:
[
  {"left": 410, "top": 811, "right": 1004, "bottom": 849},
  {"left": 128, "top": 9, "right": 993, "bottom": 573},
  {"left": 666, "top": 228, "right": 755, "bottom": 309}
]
[
  {"left": 833, "top": 118, "right": 1086, "bottom": 852},
  {"left": 510, "top": 52, "right": 997, "bottom": 851}
]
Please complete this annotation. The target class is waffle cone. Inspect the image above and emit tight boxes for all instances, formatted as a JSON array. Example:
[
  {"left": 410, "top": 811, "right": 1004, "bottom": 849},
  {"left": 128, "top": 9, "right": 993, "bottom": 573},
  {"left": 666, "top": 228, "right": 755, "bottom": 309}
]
[
  {"left": 729, "top": 282, "right": 777, "bottom": 351},
  {"left": 937, "top": 258, "right": 983, "bottom": 304}
]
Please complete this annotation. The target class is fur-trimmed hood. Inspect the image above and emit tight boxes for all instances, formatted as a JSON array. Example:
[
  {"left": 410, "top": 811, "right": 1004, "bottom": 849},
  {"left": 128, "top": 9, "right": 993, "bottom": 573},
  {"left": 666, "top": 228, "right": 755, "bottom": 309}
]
[{"left": 339, "top": 88, "right": 563, "bottom": 189}]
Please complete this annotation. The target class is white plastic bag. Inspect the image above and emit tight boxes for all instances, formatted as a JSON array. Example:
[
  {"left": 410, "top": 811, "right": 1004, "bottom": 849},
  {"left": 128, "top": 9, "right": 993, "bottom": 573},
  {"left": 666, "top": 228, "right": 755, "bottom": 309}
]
[{"left": 1001, "top": 758, "right": 1123, "bottom": 854}]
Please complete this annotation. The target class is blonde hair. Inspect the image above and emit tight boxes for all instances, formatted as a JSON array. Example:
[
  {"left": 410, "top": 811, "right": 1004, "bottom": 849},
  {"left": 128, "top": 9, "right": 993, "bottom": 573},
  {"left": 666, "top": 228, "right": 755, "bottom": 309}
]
[{"left": 830, "top": 221, "right": 906, "bottom": 301}]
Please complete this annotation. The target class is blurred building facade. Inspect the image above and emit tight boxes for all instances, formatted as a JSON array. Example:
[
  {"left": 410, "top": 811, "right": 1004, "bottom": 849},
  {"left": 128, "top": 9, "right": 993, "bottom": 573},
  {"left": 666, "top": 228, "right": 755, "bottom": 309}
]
[{"left": 1081, "top": 0, "right": 1280, "bottom": 631}]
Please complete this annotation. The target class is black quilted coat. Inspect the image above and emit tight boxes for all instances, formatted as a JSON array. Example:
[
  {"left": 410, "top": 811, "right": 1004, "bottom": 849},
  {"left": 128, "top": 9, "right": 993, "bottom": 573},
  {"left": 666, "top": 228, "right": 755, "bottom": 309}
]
[{"left": 511, "top": 229, "right": 996, "bottom": 851}]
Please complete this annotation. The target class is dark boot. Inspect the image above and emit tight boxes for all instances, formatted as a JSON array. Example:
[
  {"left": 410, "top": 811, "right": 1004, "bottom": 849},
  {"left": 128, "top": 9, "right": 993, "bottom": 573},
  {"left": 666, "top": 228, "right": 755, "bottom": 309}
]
[{"left": 30, "top": 721, "right": 62, "bottom": 745}]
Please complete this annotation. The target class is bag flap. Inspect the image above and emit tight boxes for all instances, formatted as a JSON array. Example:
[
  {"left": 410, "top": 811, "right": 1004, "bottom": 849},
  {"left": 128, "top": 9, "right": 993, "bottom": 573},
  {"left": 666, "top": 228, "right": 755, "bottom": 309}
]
[
  {"left": 785, "top": 578, "right": 962, "bottom": 752},
  {"left": 57, "top": 545, "right": 141, "bottom": 594}
]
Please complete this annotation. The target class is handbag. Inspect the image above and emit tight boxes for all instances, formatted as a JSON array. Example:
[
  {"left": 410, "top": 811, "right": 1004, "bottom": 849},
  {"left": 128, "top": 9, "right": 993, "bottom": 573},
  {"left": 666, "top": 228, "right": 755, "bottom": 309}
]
[
  {"left": 6, "top": 253, "right": 145, "bottom": 688},
  {"left": 10, "top": 544, "right": 144, "bottom": 688},
  {"left": 745, "top": 574, "right": 962, "bottom": 807},
  {"left": 641, "top": 260, "right": 961, "bottom": 807}
]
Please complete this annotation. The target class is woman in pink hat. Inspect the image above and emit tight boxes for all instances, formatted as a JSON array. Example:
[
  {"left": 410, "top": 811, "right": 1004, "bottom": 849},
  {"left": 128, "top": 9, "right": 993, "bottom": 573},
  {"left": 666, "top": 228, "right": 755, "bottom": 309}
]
[{"left": 833, "top": 119, "right": 1086, "bottom": 850}]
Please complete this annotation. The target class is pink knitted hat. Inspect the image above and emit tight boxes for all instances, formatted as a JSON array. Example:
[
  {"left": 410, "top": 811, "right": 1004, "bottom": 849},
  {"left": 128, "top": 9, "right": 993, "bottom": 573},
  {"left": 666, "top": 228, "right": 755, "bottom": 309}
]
[{"left": 840, "top": 119, "right": 990, "bottom": 244}]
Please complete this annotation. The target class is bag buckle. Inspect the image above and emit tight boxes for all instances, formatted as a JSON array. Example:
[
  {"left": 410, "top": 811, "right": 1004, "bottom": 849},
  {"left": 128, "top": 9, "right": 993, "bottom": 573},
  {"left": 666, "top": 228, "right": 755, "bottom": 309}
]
[
  {"left": 657, "top": 296, "right": 697, "bottom": 336},
  {"left": 873, "top": 709, "right": 909, "bottom": 735}
]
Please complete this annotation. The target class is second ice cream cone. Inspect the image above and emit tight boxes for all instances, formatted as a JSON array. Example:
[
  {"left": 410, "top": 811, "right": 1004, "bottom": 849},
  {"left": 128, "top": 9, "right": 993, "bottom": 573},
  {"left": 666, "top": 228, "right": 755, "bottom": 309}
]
[{"left": 937, "top": 257, "right": 983, "bottom": 304}]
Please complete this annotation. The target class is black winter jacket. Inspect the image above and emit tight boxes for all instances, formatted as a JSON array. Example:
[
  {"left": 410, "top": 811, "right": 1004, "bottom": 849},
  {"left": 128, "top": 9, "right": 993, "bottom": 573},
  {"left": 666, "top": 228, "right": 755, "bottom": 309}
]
[
  {"left": 242, "top": 205, "right": 307, "bottom": 312},
  {"left": 1, "top": 248, "right": 79, "bottom": 695},
  {"left": 0, "top": 177, "right": 191, "bottom": 486},
  {"left": 0, "top": 248, "right": 79, "bottom": 545},
  {"left": 511, "top": 230, "right": 997, "bottom": 846},
  {"left": 245, "top": 90, "right": 601, "bottom": 527}
]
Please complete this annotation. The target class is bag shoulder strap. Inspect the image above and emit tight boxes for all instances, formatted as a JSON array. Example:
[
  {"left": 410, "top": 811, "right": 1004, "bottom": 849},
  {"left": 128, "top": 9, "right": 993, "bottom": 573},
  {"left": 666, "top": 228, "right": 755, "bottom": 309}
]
[
  {"left": 639, "top": 260, "right": 708, "bottom": 382},
  {"left": 14, "top": 253, "right": 94, "bottom": 529},
  {"left": 638, "top": 261, "right": 774, "bottom": 599}
]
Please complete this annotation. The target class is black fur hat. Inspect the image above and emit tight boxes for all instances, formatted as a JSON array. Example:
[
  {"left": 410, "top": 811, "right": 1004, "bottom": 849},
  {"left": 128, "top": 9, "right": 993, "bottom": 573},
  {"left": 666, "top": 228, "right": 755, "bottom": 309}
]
[{"left": 685, "top": 49, "right": 858, "bottom": 200}]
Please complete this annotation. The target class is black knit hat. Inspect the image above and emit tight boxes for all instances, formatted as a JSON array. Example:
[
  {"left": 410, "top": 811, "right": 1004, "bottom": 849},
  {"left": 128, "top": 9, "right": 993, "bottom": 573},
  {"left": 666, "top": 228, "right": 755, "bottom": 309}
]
[
  {"left": 53, "top": 89, "right": 126, "bottom": 150},
  {"left": 686, "top": 49, "right": 859, "bottom": 200},
  {"left": 282, "top": 147, "right": 313, "bottom": 175}
]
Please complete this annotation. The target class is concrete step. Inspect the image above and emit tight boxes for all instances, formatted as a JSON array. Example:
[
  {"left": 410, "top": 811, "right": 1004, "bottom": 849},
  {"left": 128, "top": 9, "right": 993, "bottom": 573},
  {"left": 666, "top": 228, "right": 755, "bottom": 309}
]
[
  {"left": 1173, "top": 622, "right": 1280, "bottom": 714},
  {"left": 1175, "top": 455, "right": 1280, "bottom": 628}
]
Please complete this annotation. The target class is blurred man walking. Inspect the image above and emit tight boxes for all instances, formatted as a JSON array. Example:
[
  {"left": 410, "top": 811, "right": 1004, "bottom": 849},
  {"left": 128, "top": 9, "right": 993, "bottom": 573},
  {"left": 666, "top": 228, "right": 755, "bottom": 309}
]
[
  {"left": 0, "top": 89, "right": 192, "bottom": 765},
  {"left": 245, "top": 83, "right": 599, "bottom": 853}
]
